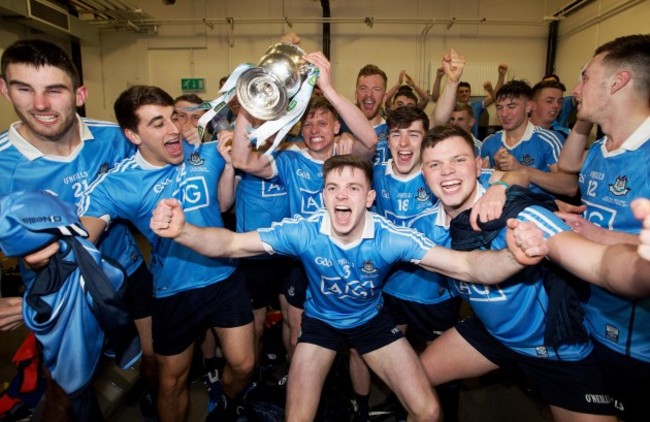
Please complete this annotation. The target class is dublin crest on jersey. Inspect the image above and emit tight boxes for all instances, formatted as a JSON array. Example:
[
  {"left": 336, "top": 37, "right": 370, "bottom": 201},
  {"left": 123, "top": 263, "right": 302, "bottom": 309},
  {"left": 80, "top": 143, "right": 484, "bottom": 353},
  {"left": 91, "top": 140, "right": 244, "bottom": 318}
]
[
  {"left": 361, "top": 260, "right": 377, "bottom": 274},
  {"left": 520, "top": 154, "right": 535, "bottom": 167},
  {"left": 188, "top": 151, "right": 205, "bottom": 166},
  {"left": 415, "top": 187, "right": 430, "bottom": 202},
  {"left": 608, "top": 175, "right": 631, "bottom": 196}
]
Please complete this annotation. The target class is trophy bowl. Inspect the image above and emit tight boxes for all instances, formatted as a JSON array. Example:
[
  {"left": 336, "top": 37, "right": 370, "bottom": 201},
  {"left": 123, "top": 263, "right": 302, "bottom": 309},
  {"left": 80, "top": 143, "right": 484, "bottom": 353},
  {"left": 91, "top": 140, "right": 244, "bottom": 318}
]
[{"left": 236, "top": 42, "right": 308, "bottom": 121}]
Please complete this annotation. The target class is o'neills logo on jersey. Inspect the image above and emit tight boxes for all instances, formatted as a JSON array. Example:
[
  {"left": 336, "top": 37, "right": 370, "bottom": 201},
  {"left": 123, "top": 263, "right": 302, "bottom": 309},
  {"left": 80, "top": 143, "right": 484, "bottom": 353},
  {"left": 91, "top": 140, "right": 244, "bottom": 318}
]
[
  {"left": 97, "top": 162, "right": 110, "bottom": 175},
  {"left": 188, "top": 152, "right": 205, "bottom": 166},
  {"left": 609, "top": 175, "right": 631, "bottom": 196},
  {"left": 361, "top": 260, "right": 377, "bottom": 274},
  {"left": 22, "top": 215, "right": 62, "bottom": 224},
  {"left": 415, "top": 187, "right": 430, "bottom": 202}
]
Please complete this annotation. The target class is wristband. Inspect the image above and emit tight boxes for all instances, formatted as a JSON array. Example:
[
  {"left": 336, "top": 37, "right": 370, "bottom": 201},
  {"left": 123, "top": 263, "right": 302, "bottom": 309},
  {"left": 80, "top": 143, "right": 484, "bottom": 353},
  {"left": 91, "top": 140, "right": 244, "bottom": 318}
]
[{"left": 490, "top": 180, "right": 511, "bottom": 191}]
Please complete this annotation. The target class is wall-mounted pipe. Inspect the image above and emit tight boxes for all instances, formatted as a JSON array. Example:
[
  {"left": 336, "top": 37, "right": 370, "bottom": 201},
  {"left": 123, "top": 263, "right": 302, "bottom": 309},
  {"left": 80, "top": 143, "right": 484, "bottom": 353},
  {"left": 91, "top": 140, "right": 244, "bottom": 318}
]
[{"left": 321, "top": 0, "right": 330, "bottom": 59}]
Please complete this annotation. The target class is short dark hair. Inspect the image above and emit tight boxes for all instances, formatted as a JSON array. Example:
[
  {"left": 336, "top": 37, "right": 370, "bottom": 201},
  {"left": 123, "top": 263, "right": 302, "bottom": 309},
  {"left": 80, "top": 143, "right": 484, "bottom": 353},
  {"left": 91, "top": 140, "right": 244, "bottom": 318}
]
[
  {"left": 496, "top": 79, "right": 532, "bottom": 102},
  {"left": 114, "top": 85, "right": 175, "bottom": 132},
  {"left": 392, "top": 87, "right": 419, "bottom": 106},
  {"left": 452, "top": 103, "right": 474, "bottom": 118},
  {"left": 595, "top": 34, "right": 650, "bottom": 96},
  {"left": 174, "top": 94, "right": 204, "bottom": 105},
  {"left": 301, "top": 96, "right": 339, "bottom": 125},
  {"left": 322, "top": 155, "right": 373, "bottom": 186},
  {"left": 1, "top": 39, "right": 81, "bottom": 89},
  {"left": 458, "top": 81, "right": 471, "bottom": 90},
  {"left": 531, "top": 80, "right": 566, "bottom": 99},
  {"left": 356, "top": 64, "right": 387, "bottom": 88},
  {"left": 421, "top": 124, "right": 476, "bottom": 157},
  {"left": 386, "top": 105, "right": 430, "bottom": 132}
]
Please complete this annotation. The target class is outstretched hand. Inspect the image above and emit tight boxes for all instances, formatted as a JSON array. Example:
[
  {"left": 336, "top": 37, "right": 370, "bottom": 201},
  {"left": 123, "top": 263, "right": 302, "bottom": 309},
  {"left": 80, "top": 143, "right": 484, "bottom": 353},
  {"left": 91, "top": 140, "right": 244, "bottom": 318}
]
[
  {"left": 150, "top": 198, "right": 186, "bottom": 239},
  {"left": 506, "top": 218, "right": 547, "bottom": 266}
]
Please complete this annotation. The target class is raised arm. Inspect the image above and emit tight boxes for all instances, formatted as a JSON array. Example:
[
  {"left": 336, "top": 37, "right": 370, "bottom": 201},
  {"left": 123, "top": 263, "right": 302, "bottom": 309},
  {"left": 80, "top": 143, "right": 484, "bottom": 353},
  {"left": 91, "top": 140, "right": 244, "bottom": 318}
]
[
  {"left": 430, "top": 67, "right": 444, "bottom": 102},
  {"left": 483, "top": 63, "right": 508, "bottom": 108},
  {"left": 150, "top": 198, "right": 266, "bottom": 258},
  {"left": 404, "top": 73, "right": 431, "bottom": 110},
  {"left": 431, "top": 49, "right": 465, "bottom": 126},
  {"left": 304, "top": 51, "right": 377, "bottom": 158},
  {"left": 384, "top": 70, "right": 405, "bottom": 109},
  {"left": 230, "top": 111, "right": 274, "bottom": 178},
  {"left": 557, "top": 119, "right": 592, "bottom": 173}
]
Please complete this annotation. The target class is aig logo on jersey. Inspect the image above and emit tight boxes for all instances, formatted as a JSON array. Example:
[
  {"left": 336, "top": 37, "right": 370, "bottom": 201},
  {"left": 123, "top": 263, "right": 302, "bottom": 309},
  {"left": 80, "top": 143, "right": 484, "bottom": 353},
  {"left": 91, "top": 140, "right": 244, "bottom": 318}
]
[
  {"left": 177, "top": 176, "right": 210, "bottom": 212},
  {"left": 320, "top": 275, "right": 376, "bottom": 300},
  {"left": 300, "top": 188, "right": 323, "bottom": 214}
]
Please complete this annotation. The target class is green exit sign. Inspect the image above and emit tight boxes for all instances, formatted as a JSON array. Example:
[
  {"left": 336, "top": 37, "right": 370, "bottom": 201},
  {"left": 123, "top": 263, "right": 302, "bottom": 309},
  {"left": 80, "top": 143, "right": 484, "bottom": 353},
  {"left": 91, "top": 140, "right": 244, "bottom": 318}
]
[{"left": 181, "top": 78, "right": 206, "bottom": 92}]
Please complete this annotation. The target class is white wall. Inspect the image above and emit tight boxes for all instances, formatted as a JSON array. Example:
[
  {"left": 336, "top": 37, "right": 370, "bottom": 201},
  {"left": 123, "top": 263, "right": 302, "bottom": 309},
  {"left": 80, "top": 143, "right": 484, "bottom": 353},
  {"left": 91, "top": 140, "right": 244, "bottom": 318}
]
[
  {"left": 554, "top": 0, "right": 650, "bottom": 94},
  {"left": 79, "top": 0, "right": 552, "bottom": 123},
  {"left": 2, "top": 0, "right": 648, "bottom": 129}
]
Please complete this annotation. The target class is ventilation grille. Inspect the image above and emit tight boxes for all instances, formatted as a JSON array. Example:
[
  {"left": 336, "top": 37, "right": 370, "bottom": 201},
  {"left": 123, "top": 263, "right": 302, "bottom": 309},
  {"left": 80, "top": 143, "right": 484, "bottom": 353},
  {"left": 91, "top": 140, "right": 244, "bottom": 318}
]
[
  {"left": 459, "top": 63, "right": 505, "bottom": 94},
  {"left": 28, "top": 0, "right": 70, "bottom": 32}
]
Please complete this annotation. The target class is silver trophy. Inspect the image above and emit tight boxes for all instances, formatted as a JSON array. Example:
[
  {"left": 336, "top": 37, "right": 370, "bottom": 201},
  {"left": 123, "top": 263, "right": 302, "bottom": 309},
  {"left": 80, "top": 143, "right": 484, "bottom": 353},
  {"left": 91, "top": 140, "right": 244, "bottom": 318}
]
[{"left": 236, "top": 42, "right": 309, "bottom": 121}]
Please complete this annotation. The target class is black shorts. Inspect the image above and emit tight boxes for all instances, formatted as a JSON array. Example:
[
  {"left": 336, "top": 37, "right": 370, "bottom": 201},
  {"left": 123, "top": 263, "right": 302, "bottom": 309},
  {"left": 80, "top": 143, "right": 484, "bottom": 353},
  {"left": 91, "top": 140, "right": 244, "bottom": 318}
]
[
  {"left": 298, "top": 306, "right": 403, "bottom": 355},
  {"left": 592, "top": 339, "right": 650, "bottom": 421},
  {"left": 282, "top": 259, "right": 308, "bottom": 309},
  {"left": 383, "top": 293, "right": 461, "bottom": 343},
  {"left": 152, "top": 269, "right": 254, "bottom": 356},
  {"left": 456, "top": 316, "right": 616, "bottom": 415},
  {"left": 123, "top": 263, "right": 154, "bottom": 320},
  {"left": 241, "top": 257, "right": 291, "bottom": 310}
]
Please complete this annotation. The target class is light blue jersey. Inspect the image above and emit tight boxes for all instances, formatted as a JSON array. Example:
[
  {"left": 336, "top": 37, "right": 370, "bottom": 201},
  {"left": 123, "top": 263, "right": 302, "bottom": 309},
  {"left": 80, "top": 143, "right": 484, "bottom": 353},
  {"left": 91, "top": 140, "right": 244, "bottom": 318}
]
[
  {"left": 470, "top": 100, "right": 485, "bottom": 139},
  {"left": 270, "top": 147, "right": 327, "bottom": 217},
  {"left": 578, "top": 120, "right": 650, "bottom": 362},
  {"left": 449, "top": 204, "right": 591, "bottom": 360},
  {"left": 372, "top": 160, "right": 435, "bottom": 227},
  {"left": 373, "top": 119, "right": 390, "bottom": 166},
  {"left": 382, "top": 176, "right": 493, "bottom": 304},
  {"left": 235, "top": 171, "right": 289, "bottom": 232},
  {"left": 258, "top": 210, "right": 434, "bottom": 329},
  {"left": 382, "top": 202, "right": 454, "bottom": 305},
  {"left": 79, "top": 142, "right": 236, "bottom": 298},
  {"left": 0, "top": 117, "right": 143, "bottom": 282},
  {"left": 481, "top": 122, "right": 563, "bottom": 194}
]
